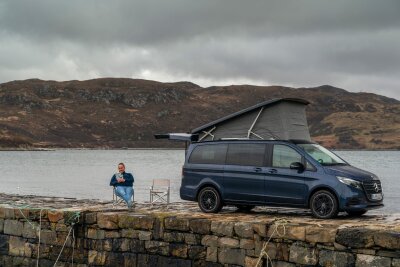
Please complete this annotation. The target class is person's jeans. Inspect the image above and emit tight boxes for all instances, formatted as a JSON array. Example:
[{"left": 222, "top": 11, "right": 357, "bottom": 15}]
[{"left": 115, "top": 186, "right": 134, "bottom": 208}]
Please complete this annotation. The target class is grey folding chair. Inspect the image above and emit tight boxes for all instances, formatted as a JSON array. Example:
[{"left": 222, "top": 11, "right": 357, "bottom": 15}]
[
  {"left": 112, "top": 186, "right": 134, "bottom": 208},
  {"left": 149, "top": 179, "right": 170, "bottom": 206}
]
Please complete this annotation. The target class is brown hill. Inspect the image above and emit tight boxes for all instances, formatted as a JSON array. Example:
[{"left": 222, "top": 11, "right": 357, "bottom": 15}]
[{"left": 0, "top": 78, "right": 399, "bottom": 149}]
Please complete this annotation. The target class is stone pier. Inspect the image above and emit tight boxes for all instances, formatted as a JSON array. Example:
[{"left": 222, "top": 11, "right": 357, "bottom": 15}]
[{"left": 0, "top": 193, "right": 399, "bottom": 266}]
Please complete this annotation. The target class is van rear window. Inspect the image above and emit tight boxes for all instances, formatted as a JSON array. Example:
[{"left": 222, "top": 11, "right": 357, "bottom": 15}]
[
  {"left": 226, "top": 144, "right": 266, "bottom": 166},
  {"left": 188, "top": 144, "right": 228, "bottom": 164}
]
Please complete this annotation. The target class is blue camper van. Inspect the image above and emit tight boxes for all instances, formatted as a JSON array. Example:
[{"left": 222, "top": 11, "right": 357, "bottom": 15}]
[{"left": 180, "top": 139, "right": 384, "bottom": 219}]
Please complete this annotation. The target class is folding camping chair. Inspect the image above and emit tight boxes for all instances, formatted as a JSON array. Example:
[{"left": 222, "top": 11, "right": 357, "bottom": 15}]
[
  {"left": 112, "top": 186, "right": 134, "bottom": 208},
  {"left": 149, "top": 179, "right": 170, "bottom": 206}
]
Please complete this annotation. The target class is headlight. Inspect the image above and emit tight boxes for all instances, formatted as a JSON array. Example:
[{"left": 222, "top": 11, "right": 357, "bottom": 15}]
[{"left": 337, "top": 176, "right": 363, "bottom": 190}]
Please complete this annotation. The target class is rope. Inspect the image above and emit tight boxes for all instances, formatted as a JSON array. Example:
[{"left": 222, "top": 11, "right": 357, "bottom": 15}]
[
  {"left": 255, "top": 218, "right": 288, "bottom": 267},
  {"left": 53, "top": 224, "right": 74, "bottom": 267}
]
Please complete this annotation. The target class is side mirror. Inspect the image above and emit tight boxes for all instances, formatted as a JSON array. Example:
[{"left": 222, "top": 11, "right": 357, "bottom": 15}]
[{"left": 290, "top": 162, "right": 305, "bottom": 172}]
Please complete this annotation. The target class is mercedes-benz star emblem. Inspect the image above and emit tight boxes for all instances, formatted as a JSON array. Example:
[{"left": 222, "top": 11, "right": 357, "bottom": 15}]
[{"left": 373, "top": 183, "right": 379, "bottom": 192}]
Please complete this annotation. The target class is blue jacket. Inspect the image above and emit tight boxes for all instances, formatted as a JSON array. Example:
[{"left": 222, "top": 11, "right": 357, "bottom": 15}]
[{"left": 109, "top": 172, "right": 134, "bottom": 187}]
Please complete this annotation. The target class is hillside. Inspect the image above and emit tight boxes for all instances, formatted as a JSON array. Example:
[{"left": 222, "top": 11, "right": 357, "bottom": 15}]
[{"left": 0, "top": 78, "right": 399, "bottom": 149}]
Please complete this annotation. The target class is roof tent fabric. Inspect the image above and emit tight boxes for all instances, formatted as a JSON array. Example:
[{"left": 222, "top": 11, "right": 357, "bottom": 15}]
[{"left": 192, "top": 98, "right": 311, "bottom": 141}]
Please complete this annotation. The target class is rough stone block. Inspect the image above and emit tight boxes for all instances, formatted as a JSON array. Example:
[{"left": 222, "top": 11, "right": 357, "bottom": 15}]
[
  {"left": 218, "top": 237, "right": 239, "bottom": 248},
  {"left": 269, "top": 224, "right": 305, "bottom": 241},
  {"left": 121, "top": 229, "right": 139, "bottom": 238},
  {"left": 138, "top": 231, "right": 152, "bottom": 241},
  {"left": 8, "top": 236, "right": 26, "bottom": 257},
  {"left": 319, "top": 249, "right": 355, "bottom": 267},
  {"left": 273, "top": 261, "right": 296, "bottom": 267},
  {"left": 163, "top": 232, "right": 185, "bottom": 243},
  {"left": 22, "top": 222, "right": 37, "bottom": 239},
  {"left": 3, "top": 209, "right": 15, "bottom": 219},
  {"left": 118, "top": 214, "right": 154, "bottom": 230},
  {"left": 122, "top": 253, "right": 137, "bottom": 267},
  {"left": 47, "top": 210, "right": 64, "bottom": 222},
  {"left": 392, "top": 258, "right": 400, "bottom": 267},
  {"left": 211, "top": 221, "right": 234, "bottom": 237},
  {"left": 85, "top": 212, "right": 97, "bottom": 224},
  {"left": 184, "top": 233, "right": 202, "bottom": 245},
  {"left": 253, "top": 223, "right": 268, "bottom": 237},
  {"left": 97, "top": 213, "right": 119, "bottom": 230},
  {"left": 218, "top": 248, "right": 245, "bottom": 265},
  {"left": 170, "top": 243, "right": 188, "bottom": 258},
  {"left": 104, "top": 231, "right": 120, "bottom": 238},
  {"left": 145, "top": 241, "right": 170, "bottom": 255},
  {"left": 153, "top": 217, "right": 164, "bottom": 240},
  {"left": 255, "top": 241, "right": 277, "bottom": 260},
  {"left": 86, "top": 228, "right": 105, "bottom": 240},
  {"left": 289, "top": 243, "right": 317, "bottom": 265},
  {"left": 376, "top": 250, "right": 400, "bottom": 258},
  {"left": 245, "top": 256, "right": 259, "bottom": 267},
  {"left": 240, "top": 239, "right": 255, "bottom": 250},
  {"left": 306, "top": 225, "right": 337, "bottom": 243},
  {"left": 206, "top": 247, "right": 218, "bottom": 262},
  {"left": 374, "top": 230, "right": 400, "bottom": 250},
  {"left": 0, "top": 219, "right": 3, "bottom": 233},
  {"left": 0, "top": 208, "right": 5, "bottom": 219},
  {"left": 276, "top": 243, "right": 289, "bottom": 261},
  {"left": 235, "top": 222, "right": 254, "bottom": 238},
  {"left": 113, "top": 238, "right": 131, "bottom": 252},
  {"left": 130, "top": 239, "right": 146, "bottom": 253},
  {"left": 189, "top": 219, "right": 211, "bottom": 234},
  {"left": 4, "top": 220, "right": 23, "bottom": 236},
  {"left": 202, "top": 235, "right": 218, "bottom": 247},
  {"left": 0, "top": 235, "right": 9, "bottom": 254},
  {"left": 355, "top": 254, "right": 392, "bottom": 267},
  {"left": 40, "top": 230, "right": 58, "bottom": 245},
  {"left": 88, "top": 250, "right": 106, "bottom": 265},
  {"left": 164, "top": 217, "right": 190, "bottom": 231},
  {"left": 188, "top": 245, "right": 206, "bottom": 260},
  {"left": 336, "top": 228, "right": 375, "bottom": 248}
]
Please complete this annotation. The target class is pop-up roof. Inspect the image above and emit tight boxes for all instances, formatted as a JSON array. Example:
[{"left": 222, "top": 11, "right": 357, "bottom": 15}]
[{"left": 155, "top": 98, "right": 311, "bottom": 142}]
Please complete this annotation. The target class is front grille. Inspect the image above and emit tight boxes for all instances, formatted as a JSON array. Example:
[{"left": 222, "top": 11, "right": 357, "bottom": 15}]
[{"left": 362, "top": 180, "right": 382, "bottom": 201}]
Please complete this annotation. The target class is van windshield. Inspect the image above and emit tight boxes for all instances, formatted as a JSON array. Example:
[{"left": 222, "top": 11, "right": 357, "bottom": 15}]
[{"left": 297, "top": 143, "right": 347, "bottom": 166}]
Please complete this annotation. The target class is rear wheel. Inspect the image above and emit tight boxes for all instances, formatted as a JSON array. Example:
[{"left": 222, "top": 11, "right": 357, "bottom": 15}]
[
  {"left": 347, "top": 210, "right": 367, "bottom": 216},
  {"left": 310, "top": 190, "right": 338, "bottom": 219},
  {"left": 235, "top": 205, "right": 255, "bottom": 212},
  {"left": 198, "top": 187, "right": 222, "bottom": 213}
]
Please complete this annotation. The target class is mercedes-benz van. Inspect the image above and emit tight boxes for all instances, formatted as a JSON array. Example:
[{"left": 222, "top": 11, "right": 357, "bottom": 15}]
[{"left": 180, "top": 139, "right": 384, "bottom": 219}]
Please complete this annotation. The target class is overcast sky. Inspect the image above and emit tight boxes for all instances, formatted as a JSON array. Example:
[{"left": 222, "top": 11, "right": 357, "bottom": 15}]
[{"left": 0, "top": 0, "right": 399, "bottom": 99}]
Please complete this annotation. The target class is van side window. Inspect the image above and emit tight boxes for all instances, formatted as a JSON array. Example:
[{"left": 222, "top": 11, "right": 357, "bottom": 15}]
[
  {"left": 272, "top": 145, "right": 302, "bottom": 168},
  {"left": 226, "top": 144, "right": 266, "bottom": 166},
  {"left": 188, "top": 144, "right": 227, "bottom": 164}
]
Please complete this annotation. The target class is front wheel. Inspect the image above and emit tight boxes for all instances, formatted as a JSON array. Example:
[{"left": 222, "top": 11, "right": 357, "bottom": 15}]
[
  {"left": 198, "top": 187, "right": 222, "bottom": 213},
  {"left": 310, "top": 190, "right": 338, "bottom": 219}
]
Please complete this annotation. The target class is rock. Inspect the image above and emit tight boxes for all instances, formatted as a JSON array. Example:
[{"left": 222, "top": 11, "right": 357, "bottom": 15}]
[
  {"left": 88, "top": 250, "right": 106, "bottom": 265},
  {"left": 184, "top": 233, "right": 202, "bottom": 245},
  {"left": 373, "top": 230, "right": 400, "bottom": 250},
  {"left": 85, "top": 213, "right": 97, "bottom": 224},
  {"left": 163, "top": 232, "right": 185, "bottom": 243},
  {"left": 276, "top": 243, "right": 289, "bottom": 261},
  {"left": 289, "top": 243, "right": 317, "bottom": 265},
  {"left": 86, "top": 228, "right": 105, "bottom": 240},
  {"left": 306, "top": 225, "right": 337, "bottom": 243},
  {"left": 40, "top": 230, "right": 57, "bottom": 245},
  {"left": 22, "top": 222, "right": 37, "bottom": 238},
  {"left": 145, "top": 241, "right": 169, "bottom": 256},
  {"left": 268, "top": 224, "right": 305, "bottom": 241},
  {"left": 253, "top": 223, "right": 268, "bottom": 237},
  {"left": 164, "top": 217, "right": 190, "bottom": 231},
  {"left": 97, "top": 213, "right": 119, "bottom": 230},
  {"left": 273, "top": 261, "right": 296, "bottom": 267},
  {"left": 211, "top": 221, "right": 234, "bottom": 237},
  {"left": 245, "top": 256, "right": 259, "bottom": 267},
  {"left": 218, "top": 237, "right": 240, "bottom": 248},
  {"left": 112, "top": 238, "right": 131, "bottom": 252},
  {"left": 355, "top": 254, "right": 391, "bottom": 267},
  {"left": 138, "top": 231, "right": 152, "bottom": 241},
  {"left": 188, "top": 245, "right": 206, "bottom": 260},
  {"left": 201, "top": 235, "right": 218, "bottom": 247},
  {"left": 4, "top": 220, "right": 23, "bottom": 236},
  {"left": 121, "top": 229, "right": 139, "bottom": 238},
  {"left": 47, "top": 210, "right": 64, "bottom": 222},
  {"left": 104, "top": 231, "right": 120, "bottom": 238},
  {"left": 336, "top": 228, "right": 375, "bottom": 248},
  {"left": 170, "top": 243, "right": 188, "bottom": 258},
  {"left": 0, "top": 208, "right": 5, "bottom": 218},
  {"left": 234, "top": 222, "right": 254, "bottom": 238},
  {"left": 240, "top": 239, "right": 255, "bottom": 250},
  {"left": 0, "top": 235, "right": 9, "bottom": 254},
  {"left": 189, "top": 219, "right": 211, "bottom": 234},
  {"left": 392, "top": 258, "right": 400, "bottom": 267},
  {"left": 255, "top": 241, "right": 277, "bottom": 260},
  {"left": 206, "top": 247, "right": 218, "bottom": 262},
  {"left": 218, "top": 248, "right": 246, "bottom": 265},
  {"left": 0, "top": 219, "right": 3, "bottom": 232},
  {"left": 8, "top": 236, "right": 26, "bottom": 257},
  {"left": 118, "top": 214, "right": 154, "bottom": 230},
  {"left": 319, "top": 249, "right": 355, "bottom": 267}
]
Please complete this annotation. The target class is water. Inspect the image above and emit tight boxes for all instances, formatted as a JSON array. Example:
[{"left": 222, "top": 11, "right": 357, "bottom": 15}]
[{"left": 0, "top": 149, "right": 398, "bottom": 214}]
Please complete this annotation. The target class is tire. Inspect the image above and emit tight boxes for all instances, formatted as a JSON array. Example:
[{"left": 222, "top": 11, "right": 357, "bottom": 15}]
[
  {"left": 198, "top": 187, "right": 222, "bottom": 213},
  {"left": 310, "top": 190, "right": 339, "bottom": 219},
  {"left": 235, "top": 205, "right": 255, "bottom": 212},
  {"left": 347, "top": 210, "right": 367, "bottom": 217}
]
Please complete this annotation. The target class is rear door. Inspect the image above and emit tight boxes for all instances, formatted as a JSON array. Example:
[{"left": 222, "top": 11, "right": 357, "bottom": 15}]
[
  {"left": 223, "top": 143, "right": 267, "bottom": 203},
  {"left": 264, "top": 144, "right": 307, "bottom": 205}
]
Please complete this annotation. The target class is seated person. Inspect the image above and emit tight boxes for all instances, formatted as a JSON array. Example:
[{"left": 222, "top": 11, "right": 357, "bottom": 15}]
[{"left": 109, "top": 162, "right": 134, "bottom": 208}]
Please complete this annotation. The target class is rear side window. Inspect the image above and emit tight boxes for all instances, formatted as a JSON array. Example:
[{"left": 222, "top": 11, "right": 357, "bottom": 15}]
[
  {"left": 188, "top": 144, "right": 228, "bottom": 164},
  {"left": 226, "top": 143, "right": 266, "bottom": 166},
  {"left": 272, "top": 145, "right": 302, "bottom": 168}
]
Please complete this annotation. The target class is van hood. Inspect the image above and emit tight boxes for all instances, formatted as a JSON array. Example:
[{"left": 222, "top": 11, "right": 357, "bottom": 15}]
[{"left": 324, "top": 165, "right": 379, "bottom": 182}]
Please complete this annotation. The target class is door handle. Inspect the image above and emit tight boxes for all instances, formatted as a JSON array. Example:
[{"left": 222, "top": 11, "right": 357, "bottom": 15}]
[
  {"left": 268, "top": 169, "right": 277, "bottom": 174},
  {"left": 254, "top": 167, "right": 262, "bottom": 173}
]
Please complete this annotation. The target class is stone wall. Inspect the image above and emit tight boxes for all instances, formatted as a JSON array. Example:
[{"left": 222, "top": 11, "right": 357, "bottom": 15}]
[{"left": 0, "top": 206, "right": 399, "bottom": 267}]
